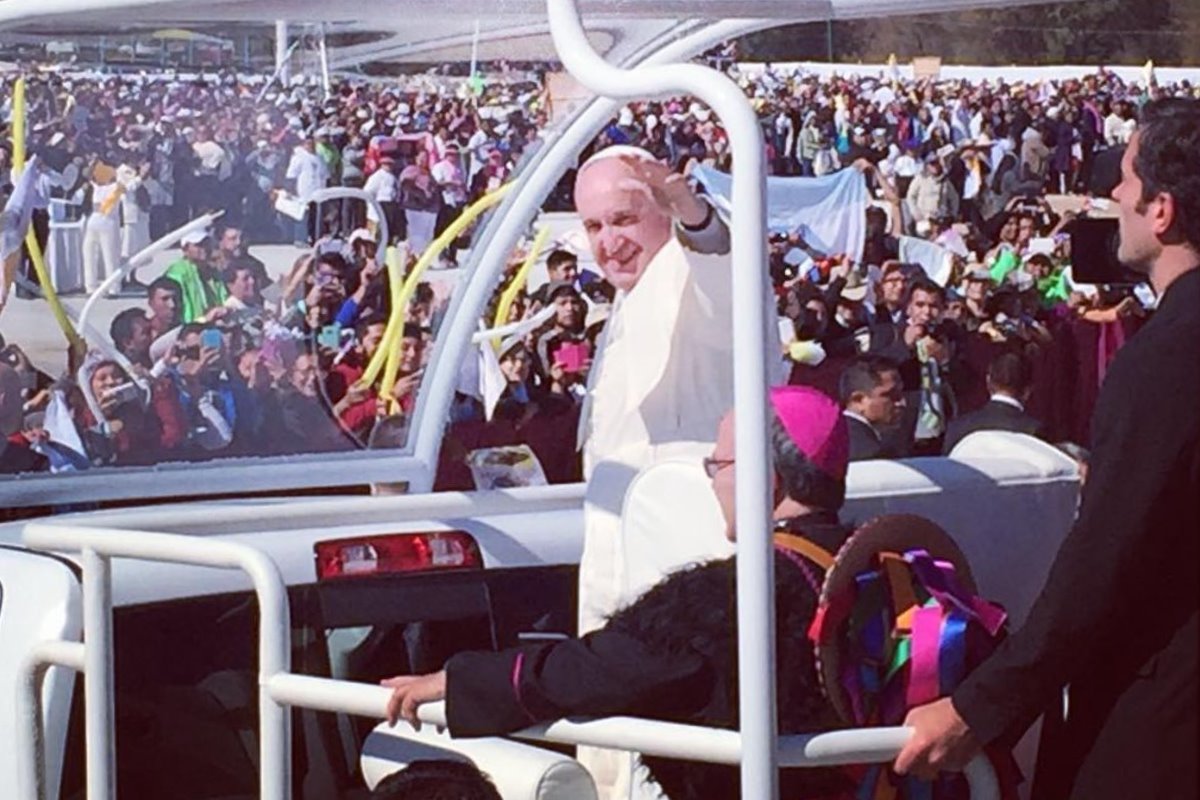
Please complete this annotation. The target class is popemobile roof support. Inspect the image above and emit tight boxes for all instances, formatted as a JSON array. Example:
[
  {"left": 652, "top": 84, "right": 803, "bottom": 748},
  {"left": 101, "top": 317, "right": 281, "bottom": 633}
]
[{"left": 543, "top": 0, "right": 778, "bottom": 796}]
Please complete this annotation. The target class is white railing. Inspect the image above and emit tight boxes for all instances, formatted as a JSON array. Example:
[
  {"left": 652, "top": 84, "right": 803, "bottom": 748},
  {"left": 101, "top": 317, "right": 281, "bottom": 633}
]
[
  {"left": 19, "top": 521, "right": 999, "bottom": 800},
  {"left": 543, "top": 0, "right": 781, "bottom": 795}
]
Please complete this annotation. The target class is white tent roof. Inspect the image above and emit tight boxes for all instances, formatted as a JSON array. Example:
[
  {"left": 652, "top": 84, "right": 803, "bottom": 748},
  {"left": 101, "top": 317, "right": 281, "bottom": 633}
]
[{"left": 0, "top": 0, "right": 1079, "bottom": 65}]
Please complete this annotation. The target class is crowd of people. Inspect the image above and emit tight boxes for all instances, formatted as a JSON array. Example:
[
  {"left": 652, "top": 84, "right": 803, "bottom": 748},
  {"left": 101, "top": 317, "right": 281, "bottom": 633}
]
[{"left": 3, "top": 58, "right": 1194, "bottom": 481}]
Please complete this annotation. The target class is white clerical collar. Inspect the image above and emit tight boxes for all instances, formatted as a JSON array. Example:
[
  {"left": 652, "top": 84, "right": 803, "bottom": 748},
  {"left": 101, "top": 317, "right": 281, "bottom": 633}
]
[
  {"left": 842, "top": 409, "right": 880, "bottom": 439},
  {"left": 990, "top": 393, "right": 1025, "bottom": 412}
]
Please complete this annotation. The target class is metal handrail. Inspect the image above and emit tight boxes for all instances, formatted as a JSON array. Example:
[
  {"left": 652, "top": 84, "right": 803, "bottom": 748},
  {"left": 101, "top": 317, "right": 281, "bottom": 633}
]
[
  {"left": 21, "top": 520, "right": 998, "bottom": 800},
  {"left": 543, "top": 0, "right": 779, "bottom": 796},
  {"left": 23, "top": 523, "right": 292, "bottom": 800}
]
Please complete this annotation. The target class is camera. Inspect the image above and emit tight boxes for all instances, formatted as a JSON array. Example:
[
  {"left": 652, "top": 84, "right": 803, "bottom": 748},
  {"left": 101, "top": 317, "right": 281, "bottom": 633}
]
[
  {"left": 105, "top": 382, "right": 143, "bottom": 407},
  {"left": 923, "top": 318, "right": 956, "bottom": 342}
]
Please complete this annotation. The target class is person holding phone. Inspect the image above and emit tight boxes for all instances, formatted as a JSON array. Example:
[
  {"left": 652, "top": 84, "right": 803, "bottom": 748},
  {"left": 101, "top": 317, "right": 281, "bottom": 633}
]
[
  {"left": 76, "top": 354, "right": 173, "bottom": 466},
  {"left": 168, "top": 325, "right": 252, "bottom": 455},
  {"left": 535, "top": 281, "right": 589, "bottom": 395}
]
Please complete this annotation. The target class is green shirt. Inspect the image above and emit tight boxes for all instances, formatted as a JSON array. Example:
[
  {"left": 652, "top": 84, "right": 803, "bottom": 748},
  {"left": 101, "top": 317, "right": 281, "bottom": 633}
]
[{"left": 163, "top": 258, "right": 228, "bottom": 324}]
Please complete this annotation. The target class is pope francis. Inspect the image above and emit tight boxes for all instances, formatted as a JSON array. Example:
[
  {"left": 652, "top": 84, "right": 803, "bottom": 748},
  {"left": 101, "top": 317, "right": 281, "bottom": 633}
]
[{"left": 573, "top": 145, "right": 782, "bottom": 798}]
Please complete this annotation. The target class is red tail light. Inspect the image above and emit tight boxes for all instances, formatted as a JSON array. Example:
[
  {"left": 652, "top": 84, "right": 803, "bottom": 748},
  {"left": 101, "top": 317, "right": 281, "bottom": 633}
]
[{"left": 314, "top": 531, "right": 484, "bottom": 580}]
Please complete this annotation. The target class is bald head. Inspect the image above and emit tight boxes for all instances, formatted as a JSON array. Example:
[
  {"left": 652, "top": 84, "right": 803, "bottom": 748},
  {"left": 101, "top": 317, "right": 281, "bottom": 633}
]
[
  {"left": 0, "top": 364, "right": 24, "bottom": 436},
  {"left": 574, "top": 152, "right": 674, "bottom": 293}
]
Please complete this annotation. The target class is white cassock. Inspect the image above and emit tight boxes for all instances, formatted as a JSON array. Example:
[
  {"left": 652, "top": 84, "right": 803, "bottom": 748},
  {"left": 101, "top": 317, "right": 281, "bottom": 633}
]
[
  {"left": 117, "top": 165, "right": 151, "bottom": 261},
  {"left": 576, "top": 221, "right": 783, "bottom": 800}
]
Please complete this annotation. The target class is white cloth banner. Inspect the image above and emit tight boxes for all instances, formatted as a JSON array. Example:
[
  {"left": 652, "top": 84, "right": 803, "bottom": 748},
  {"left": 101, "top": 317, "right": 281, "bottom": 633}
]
[
  {"left": 691, "top": 165, "right": 868, "bottom": 264},
  {"left": 405, "top": 209, "right": 438, "bottom": 255},
  {"left": 898, "top": 235, "right": 954, "bottom": 287}
]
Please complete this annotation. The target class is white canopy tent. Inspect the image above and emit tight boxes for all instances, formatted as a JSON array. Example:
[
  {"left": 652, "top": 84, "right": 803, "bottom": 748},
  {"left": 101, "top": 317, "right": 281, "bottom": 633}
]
[{"left": 0, "top": 0, "right": 1081, "bottom": 67}]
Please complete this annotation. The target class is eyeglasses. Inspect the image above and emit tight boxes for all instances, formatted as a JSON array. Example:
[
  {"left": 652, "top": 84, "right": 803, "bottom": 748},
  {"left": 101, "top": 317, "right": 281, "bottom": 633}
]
[{"left": 702, "top": 457, "right": 734, "bottom": 479}]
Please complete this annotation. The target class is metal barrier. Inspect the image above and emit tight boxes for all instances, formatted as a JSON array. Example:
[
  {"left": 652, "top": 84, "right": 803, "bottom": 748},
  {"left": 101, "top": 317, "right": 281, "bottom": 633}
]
[{"left": 20, "top": 521, "right": 999, "bottom": 800}]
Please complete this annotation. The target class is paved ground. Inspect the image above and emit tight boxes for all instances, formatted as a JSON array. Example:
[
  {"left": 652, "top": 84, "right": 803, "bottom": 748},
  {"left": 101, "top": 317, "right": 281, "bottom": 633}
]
[{"left": 2, "top": 244, "right": 307, "bottom": 377}]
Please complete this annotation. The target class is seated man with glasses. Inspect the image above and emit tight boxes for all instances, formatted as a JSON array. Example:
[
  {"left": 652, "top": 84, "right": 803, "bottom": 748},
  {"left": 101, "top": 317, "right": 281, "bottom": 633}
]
[{"left": 381, "top": 386, "right": 854, "bottom": 800}]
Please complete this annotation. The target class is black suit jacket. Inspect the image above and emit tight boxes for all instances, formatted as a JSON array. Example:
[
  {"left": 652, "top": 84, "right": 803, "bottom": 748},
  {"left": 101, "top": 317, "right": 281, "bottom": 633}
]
[
  {"left": 444, "top": 514, "right": 854, "bottom": 800},
  {"left": 953, "top": 269, "right": 1200, "bottom": 800},
  {"left": 846, "top": 414, "right": 886, "bottom": 462},
  {"left": 941, "top": 399, "right": 1043, "bottom": 454}
]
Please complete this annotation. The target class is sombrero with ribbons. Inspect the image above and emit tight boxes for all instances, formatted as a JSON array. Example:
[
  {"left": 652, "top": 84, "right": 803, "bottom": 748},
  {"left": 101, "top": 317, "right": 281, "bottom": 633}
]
[{"left": 807, "top": 514, "right": 1007, "bottom": 727}]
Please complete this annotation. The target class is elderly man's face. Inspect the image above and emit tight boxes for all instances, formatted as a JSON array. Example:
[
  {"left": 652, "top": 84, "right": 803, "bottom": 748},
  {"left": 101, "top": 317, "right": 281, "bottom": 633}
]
[{"left": 575, "top": 157, "right": 674, "bottom": 293}]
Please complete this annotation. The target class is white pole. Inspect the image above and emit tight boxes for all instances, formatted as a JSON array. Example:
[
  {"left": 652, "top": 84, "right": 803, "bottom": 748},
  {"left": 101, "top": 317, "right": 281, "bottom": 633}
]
[
  {"left": 78, "top": 211, "right": 223, "bottom": 336},
  {"left": 25, "top": 525, "right": 294, "bottom": 800},
  {"left": 318, "top": 24, "right": 332, "bottom": 101},
  {"left": 409, "top": 18, "right": 771, "bottom": 490},
  {"left": 543, "top": 4, "right": 776, "bottom": 799},
  {"left": 468, "top": 19, "right": 480, "bottom": 83},
  {"left": 81, "top": 548, "right": 115, "bottom": 800},
  {"left": 275, "top": 20, "right": 290, "bottom": 87},
  {"left": 17, "top": 641, "right": 86, "bottom": 800}
]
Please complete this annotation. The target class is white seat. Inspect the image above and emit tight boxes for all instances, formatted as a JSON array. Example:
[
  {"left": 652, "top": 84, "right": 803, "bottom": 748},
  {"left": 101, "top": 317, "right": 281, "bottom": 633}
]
[
  {"left": 360, "top": 722, "right": 598, "bottom": 800},
  {"left": 620, "top": 457, "right": 733, "bottom": 602}
]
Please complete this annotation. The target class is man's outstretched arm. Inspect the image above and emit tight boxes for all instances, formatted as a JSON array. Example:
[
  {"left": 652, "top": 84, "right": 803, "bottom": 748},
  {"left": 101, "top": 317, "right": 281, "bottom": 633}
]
[{"left": 384, "top": 629, "right": 711, "bottom": 737}]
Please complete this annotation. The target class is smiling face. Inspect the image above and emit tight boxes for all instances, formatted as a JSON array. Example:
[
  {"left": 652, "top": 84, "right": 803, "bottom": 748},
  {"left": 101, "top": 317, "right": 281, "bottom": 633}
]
[
  {"left": 90, "top": 363, "right": 123, "bottom": 399},
  {"left": 289, "top": 353, "right": 319, "bottom": 397},
  {"left": 398, "top": 334, "right": 424, "bottom": 375},
  {"left": 575, "top": 157, "right": 673, "bottom": 293}
]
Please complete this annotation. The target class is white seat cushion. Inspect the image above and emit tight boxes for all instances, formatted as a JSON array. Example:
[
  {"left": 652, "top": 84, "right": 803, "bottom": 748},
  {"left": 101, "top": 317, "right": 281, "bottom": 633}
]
[
  {"left": 361, "top": 722, "right": 598, "bottom": 800},
  {"left": 620, "top": 458, "right": 734, "bottom": 602}
]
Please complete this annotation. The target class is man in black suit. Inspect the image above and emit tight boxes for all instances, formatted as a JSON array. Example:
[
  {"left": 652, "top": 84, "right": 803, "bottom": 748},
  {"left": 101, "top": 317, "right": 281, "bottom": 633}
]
[
  {"left": 896, "top": 98, "right": 1200, "bottom": 800},
  {"left": 868, "top": 276, "right": 963, "bottom": 456},
  {"left": 942, "top": 349, "right": 1042, "bottom": 454},
  {"left": 839, "top": 355, "right": 905, "bottom": 461}
]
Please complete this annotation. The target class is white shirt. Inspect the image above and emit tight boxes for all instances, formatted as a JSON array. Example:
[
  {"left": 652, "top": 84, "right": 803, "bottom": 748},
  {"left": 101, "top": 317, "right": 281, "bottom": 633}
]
[
  {"left": 86, "top": 182, "right": 121, "bottom": 231},
  {"left": 989, "top": 393, "right": 1025, "bottom": 413},
  {"left": 430, "top": 159, "right": 467, "bottom": 206},
  {"left": 363, "top": 168, "right": 398, "bottom": 223},
  {"left": 363, "top": 168, "right": 398, "bottom": 203},
  {"left": 117, "top": 165, "right": 146, "bottom": 225},
  {"left": 286, "top": 147, "right": 329, "bottom": 201}
]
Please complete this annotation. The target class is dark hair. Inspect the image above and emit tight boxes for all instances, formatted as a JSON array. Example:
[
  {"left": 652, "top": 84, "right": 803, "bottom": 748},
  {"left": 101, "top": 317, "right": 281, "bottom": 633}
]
[
  {"left": 402, "top": 322, "right": 425, "bottom": 340},
  {"left": 109, "top": 307, "right": 147, "bottom": 348},
  {"left": 546, "top": 248, "right": 577, "bottom": 272},
  {"left": 356, "top": 312, "right": 388, "bottom": 338},
  {"left": 147, "top": 276, "right": 180, "bottom": 300},
  {"left": 370, "top": 760, "right": 501, "bottom": 800},
  {"left": 838, "top": 355, "right": 899, "bottom": 406},
  {"left": 223, "top": 256, "right": 259, "bottom": 284},
  {"left": 904, "top": 276, "right": 945, "bottom": 309},
  {"left": 771, "top": 417, "right": 845, "bottom": 511},
  {"left": 1133, "top": 98, "right": 1200, "bottom": 251},
  {"left": 1025, "top": 253, "right": 1054, "bottom": 272},
  {"left": 177, "top": 323, "right": 206, "bottom": 340},
  {"left": 413, "top": 283, "right": 435, "bottom": 304},
  {"left": 987, "top": 349, "right": 1034, "bottom": 396},
  {"left": 316, "top": 252, "right": 348, "bottom": 275}
]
